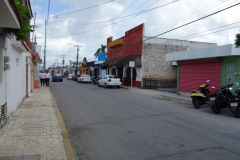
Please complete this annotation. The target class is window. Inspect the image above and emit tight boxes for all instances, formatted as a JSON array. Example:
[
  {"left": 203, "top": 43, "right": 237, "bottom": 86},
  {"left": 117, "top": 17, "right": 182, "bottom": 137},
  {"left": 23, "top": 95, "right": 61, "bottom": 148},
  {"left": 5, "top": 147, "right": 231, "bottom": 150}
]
[
  {"left": 226, "top": 62, "right": 235, "bottom": 84},
  {"left": 109, "top": 75, "right": 119, "bottom": 79}
]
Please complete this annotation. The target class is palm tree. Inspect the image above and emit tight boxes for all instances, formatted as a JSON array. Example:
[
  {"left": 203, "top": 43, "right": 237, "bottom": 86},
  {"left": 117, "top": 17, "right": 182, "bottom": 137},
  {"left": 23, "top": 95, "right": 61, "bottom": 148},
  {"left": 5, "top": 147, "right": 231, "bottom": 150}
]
[
  {"left": 235, "top": 33, "right": 240, "bottom": 47},
  {"left": 94, "top": 44, "right": 106, "bottom": 57}
]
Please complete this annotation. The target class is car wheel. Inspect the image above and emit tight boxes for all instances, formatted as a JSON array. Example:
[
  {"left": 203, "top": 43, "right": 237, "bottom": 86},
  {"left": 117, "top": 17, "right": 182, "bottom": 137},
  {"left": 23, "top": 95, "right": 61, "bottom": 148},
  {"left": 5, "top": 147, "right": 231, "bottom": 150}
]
[
  {"left": 104, "top": 83, "right": 108, "bottom": 88},
  {"left": 98, "top": 83, "right": 101, "bottom": 87},
  {"left": 117, "top": 86, "right": 120, "bottom": 89},
  {"left": 77, "top": 80, "right": 79, "bottom": 83}
]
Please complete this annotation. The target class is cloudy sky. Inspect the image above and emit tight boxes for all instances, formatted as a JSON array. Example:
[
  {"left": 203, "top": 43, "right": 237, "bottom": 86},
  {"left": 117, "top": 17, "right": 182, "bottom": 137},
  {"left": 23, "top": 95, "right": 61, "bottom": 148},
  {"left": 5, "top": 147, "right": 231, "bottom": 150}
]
[{"left": 30, "top": 0, "right": 240, "bottom": 67}]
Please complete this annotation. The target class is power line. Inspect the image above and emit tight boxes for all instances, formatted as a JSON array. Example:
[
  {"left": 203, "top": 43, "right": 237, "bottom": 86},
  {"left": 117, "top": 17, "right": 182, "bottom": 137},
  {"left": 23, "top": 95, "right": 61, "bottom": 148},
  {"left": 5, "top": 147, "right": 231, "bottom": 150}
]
[
  {"left": 147, "top": 0, "right": 237, "bottom": 37},
  {"left": 179, "top": 20, "right": 240, "bottom": 40},
  {"left": 106, "top": 3, "right": 240, "bottom": 55},
  {"left": 47, "top": 0, "right": 179, "bottom": 39},
  {"left": 37, "top": 0, "right": 115, "bottom": 19},
  {"left": 83, "top": 0, "right": 140, "bottom": 43},
  {"left": 48, "top": 0, "right": 179, "bottom": 26}
]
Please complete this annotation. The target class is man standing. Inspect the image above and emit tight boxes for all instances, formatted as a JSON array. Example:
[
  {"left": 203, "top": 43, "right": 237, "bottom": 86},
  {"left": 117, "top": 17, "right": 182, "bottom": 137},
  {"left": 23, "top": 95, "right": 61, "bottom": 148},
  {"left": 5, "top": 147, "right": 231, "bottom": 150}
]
[
  {"left": 39, "top": 70, "right": 45, "bottom": 86},
  {"left": 45, "top": 70, "right": 52, "bottom": 87}
]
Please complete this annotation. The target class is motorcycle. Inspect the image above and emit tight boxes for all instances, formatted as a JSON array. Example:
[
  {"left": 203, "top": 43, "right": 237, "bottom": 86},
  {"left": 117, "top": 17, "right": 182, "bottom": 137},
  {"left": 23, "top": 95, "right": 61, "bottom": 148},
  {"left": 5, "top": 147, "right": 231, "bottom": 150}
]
[
  {"left": 92, "top": 77, "right": 100, "bottom": 85},
  {"left": 211, "top": 80, "right": 240, "bottom": 118},
  {"left": 190, "top": 80, "right": 211, "bottom": 109}
]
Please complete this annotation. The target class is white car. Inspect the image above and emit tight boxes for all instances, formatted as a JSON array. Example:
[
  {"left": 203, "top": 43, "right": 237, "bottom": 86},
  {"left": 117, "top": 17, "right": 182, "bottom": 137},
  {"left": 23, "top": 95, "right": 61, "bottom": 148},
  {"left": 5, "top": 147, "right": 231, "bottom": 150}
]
[
  {"left": 77, "top": 74, "right": 91, "bottom": 83},
  {"left": 98, "top": 75, "right": 121, "bottom": 88},
  {"left": 67, "top": 74, "right": 73, "bottom": 80}
]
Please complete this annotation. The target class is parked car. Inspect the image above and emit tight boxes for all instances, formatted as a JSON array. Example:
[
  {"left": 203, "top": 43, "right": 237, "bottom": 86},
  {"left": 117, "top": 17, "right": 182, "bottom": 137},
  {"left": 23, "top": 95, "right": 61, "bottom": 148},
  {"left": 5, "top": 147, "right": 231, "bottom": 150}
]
[
  {"left": 52, "top": 74, "right": 63, "bottom": 82},
  {"left": 67, "top": 74, "right": 73, "bottom": 80},
  {"left": 77, "top": 74, "right": 91, "bottom": 83},
  {"left": 98, "top": 75, "right": 121, "bottom": 88}
]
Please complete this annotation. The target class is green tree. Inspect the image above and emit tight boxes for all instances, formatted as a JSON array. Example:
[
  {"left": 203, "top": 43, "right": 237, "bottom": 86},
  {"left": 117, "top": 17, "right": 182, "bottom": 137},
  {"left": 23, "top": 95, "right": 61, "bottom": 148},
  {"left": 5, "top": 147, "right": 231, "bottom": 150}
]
[
  {"left": 235, "top": 33, "right": 240, "bottom": 47},
  {"left": 94, "top": 44, "right": 106, "bottom": 57}
]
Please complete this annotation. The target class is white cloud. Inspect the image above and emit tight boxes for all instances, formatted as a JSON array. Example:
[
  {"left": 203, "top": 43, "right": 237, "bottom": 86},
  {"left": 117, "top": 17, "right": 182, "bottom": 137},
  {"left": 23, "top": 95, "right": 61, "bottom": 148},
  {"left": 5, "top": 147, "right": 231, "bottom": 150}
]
[{"left": 32, "top": 0, "right": 240, "bottom": 67}]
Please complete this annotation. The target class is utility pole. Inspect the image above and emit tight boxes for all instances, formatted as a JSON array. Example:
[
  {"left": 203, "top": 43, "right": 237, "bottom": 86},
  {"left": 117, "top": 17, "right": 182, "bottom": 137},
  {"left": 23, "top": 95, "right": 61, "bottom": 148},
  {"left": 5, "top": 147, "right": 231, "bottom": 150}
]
[
  {"left": 44, "top": 19, "right": 47, "bottom": 71},
  {"left": 74, "top": 45, "right": 82, "bottom": 75},
  {"left": 61, "top": 54, "right": 66, "bottom": 70}
]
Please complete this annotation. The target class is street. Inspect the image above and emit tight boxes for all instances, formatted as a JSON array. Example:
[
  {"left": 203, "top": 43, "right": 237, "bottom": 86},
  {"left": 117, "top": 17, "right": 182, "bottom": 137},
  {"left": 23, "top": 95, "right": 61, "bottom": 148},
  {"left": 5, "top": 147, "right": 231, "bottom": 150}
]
[{"left": 50, "top": 79, "right": 240, "bottom": 160}]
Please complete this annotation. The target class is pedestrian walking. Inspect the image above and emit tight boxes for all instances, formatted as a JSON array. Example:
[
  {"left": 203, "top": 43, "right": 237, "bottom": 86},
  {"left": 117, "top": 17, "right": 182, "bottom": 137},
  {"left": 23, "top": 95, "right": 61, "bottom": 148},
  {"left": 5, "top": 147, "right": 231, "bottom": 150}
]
[
  {"left": 39, "top": 70, "right": 45, "bottom": 86},
  {"left": 45, "top": 70, "right": 52, "bottom": 87}
]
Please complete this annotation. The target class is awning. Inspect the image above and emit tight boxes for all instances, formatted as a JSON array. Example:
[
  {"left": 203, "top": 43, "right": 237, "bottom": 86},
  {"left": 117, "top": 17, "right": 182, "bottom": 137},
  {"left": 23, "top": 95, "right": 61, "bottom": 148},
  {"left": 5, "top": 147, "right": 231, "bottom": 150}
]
[{"left": 101, "top": 54, "right": 141, "bottom": 69}]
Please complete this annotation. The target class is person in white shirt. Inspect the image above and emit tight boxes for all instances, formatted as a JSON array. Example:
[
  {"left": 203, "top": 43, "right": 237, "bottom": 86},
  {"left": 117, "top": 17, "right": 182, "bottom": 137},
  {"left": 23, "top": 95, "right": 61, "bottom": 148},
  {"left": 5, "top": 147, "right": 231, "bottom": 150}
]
[
  {"left": 45, "top": 70, "right": 52, "bottom": 87},
  {"left": 39, "top": 71, "right": 45, "bottom": 86}
]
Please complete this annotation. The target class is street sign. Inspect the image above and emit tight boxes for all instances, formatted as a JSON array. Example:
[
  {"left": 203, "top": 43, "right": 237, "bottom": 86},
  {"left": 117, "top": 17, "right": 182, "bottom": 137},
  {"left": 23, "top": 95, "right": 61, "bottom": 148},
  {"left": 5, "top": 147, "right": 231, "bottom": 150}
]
[
  {"left": 129, "top": 61, "right": 135, "bottom": 88},
  {"left": 129, "top": 61, "right": 135, "bottom": 67}
]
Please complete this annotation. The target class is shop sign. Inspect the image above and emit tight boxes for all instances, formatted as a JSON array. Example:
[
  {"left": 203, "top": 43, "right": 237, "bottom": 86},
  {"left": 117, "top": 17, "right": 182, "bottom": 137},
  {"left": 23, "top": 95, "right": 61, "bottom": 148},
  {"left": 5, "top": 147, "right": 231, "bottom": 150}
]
[{"left": 71, "top": 67, "right": 79, "bottom": 71}]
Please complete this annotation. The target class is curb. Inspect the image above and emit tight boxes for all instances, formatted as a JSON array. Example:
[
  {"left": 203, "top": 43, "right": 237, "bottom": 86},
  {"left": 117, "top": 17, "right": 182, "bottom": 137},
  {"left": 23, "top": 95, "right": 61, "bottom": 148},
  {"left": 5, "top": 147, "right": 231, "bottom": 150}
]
[
  {"left": 120, "top": 86, "right": 130, "bottom": 90},
  {"left": 49, "top": 88, "right": 76, "bottom": 160}
]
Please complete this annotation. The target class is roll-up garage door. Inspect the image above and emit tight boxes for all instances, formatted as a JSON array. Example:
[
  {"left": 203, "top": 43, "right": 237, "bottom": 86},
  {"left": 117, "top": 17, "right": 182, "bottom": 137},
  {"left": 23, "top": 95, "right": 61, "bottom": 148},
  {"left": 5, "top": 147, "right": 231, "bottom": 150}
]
[{"left": 178, "top": 59, "right": 221, "bottom": 94}]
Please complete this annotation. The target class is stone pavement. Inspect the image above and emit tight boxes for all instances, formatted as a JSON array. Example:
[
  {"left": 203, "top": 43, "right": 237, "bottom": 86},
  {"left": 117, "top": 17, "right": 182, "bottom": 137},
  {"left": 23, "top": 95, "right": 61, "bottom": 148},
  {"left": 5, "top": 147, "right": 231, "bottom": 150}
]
[
  {"left": 121, "top": 85, "right": 191, "bottom": 101},
  {"left": 0, "top": 87, "right": 68, "bottom": 160}
]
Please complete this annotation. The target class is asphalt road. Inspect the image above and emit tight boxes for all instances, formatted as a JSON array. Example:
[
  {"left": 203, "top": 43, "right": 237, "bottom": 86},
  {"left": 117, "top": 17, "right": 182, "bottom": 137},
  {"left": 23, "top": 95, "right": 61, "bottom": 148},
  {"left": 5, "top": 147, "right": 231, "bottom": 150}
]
[{"left": 50, "top": 79, "right": 240, "bottom": 160}]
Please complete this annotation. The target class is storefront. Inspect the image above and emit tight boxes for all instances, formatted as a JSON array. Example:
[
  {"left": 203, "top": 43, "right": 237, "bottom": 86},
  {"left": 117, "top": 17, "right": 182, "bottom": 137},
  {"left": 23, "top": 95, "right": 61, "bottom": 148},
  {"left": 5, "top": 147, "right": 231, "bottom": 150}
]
[{"left": 166, "top": 44, "right": 240, "bottom": 95}]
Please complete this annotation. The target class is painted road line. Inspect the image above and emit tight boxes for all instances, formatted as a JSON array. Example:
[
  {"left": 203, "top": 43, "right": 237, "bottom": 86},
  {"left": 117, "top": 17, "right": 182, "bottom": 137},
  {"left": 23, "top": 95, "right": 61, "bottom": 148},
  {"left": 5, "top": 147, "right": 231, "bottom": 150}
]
[{"left": 49, "top": 88, "right": 76, "bottom": 160}]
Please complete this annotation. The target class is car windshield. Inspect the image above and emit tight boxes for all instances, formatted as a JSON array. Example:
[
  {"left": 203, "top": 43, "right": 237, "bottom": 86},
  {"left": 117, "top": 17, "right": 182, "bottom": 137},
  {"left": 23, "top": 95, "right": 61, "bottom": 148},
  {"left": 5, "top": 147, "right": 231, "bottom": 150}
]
[
  {"left": 55, "top": 74, "right": 61, "bottom": 76},
  {"left": 109, "top": 75, "right": 118, "bottom": 79},
  {"left": 82, "top": 75, "right": 90, "bottom": 77}
]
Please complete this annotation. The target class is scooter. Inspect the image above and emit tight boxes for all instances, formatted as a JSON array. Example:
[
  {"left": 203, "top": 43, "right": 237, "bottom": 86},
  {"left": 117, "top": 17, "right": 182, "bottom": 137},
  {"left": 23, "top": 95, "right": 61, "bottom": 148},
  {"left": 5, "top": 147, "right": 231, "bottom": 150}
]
[
  {"left": 190, "top": 80, "right": 211, "bottom": 109},
  {"left": 92, "top": 77, "right": 100, "bottom": 85},
  {"left": 211, "top": 80, "right": 240, "bottom": 118}
]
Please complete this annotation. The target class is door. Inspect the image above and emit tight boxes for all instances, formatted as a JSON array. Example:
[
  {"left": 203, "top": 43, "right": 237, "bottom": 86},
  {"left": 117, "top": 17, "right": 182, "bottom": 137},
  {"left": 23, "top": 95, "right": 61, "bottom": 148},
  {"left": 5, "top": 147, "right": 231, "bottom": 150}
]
[
  {"left": 226, "top": 62, "right": 235, "bottom": 84},
  {"left": 26, "top": 64, "right": 28, "bottom": 98},
  {"left": 178, "top": 59, "right": 221, "bottom": 94}
]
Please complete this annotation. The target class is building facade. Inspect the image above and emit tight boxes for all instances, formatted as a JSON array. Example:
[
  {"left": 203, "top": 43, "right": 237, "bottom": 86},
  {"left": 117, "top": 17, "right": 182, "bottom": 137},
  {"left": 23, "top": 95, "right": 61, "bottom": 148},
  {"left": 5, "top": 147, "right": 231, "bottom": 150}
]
[
  {"left": 0, "top": 0, "right": 33, "bottom": 125},
  {"left": 101, "top": 23, "right": 216, "bottom": 87},
  {"left": 166, "top": 44, "right": 240, "bottom": 95}
]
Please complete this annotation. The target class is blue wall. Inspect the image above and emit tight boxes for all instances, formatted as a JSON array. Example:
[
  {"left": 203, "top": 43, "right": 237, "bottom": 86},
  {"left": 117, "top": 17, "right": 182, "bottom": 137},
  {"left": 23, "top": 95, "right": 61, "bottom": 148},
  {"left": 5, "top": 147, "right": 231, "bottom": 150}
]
[
  {"left": 98, "top": 53, "right": 107, "bottom": 76},
  {"left": 98, "top": 52, "right": 107, "bottom": 61}
]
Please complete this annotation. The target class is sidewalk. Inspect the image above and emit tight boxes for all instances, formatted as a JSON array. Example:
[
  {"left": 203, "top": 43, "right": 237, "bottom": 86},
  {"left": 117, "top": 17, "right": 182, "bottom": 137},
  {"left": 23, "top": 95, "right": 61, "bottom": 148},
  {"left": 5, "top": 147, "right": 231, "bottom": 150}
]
[
  {"left": 0, "top": 87, "right": 71, "bottom": 160},
  {"left": 121, "top": 86, "right": 191, "bottom": 101}
]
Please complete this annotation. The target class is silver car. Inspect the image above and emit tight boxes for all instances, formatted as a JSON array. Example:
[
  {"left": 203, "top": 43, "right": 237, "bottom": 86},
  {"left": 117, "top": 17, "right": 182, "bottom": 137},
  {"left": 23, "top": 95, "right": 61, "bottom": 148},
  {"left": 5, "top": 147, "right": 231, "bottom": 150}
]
[
  {"left": 77, "top": 74, "right": 91, "bottom": 83},
  {"left": 98, "top": 75, "right": 121, "bottom": 88}
]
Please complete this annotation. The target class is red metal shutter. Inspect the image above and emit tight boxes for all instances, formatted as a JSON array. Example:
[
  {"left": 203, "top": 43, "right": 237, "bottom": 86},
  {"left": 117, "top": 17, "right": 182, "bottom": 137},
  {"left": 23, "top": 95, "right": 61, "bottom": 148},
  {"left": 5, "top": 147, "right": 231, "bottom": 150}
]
[{"left": 179, "top": 59, "right": 221, "bottom": 94}]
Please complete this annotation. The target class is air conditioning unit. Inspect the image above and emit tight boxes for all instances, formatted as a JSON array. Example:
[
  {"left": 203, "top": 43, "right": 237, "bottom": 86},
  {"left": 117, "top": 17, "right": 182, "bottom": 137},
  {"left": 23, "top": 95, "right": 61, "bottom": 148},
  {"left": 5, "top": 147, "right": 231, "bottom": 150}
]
[
  {"left": 4, "top": 56, "right": 10, "bottom": 63},
  {"left": 4, "top": 64, "right": 10, "bottom": 70}
]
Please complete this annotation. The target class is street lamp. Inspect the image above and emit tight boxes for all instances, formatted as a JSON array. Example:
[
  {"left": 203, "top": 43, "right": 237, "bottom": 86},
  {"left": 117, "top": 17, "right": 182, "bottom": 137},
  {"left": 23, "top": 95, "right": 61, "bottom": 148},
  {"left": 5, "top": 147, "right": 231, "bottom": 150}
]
[
  {"left": 44, "top": 17, "right": 58, "bottom": 71},
  {"left": 74, "top": 45, "right": 82, "bottom": 75}
]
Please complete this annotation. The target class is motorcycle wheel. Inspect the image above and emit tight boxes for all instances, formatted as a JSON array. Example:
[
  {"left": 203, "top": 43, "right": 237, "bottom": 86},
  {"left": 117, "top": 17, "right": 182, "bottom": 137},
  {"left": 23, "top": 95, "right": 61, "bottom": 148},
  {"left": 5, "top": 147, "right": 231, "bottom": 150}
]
[
  {"left": 194, "top": 99, "right": 202, "bottom": 109},
  {"left": 211, "top": 102, "right": 221, "bottom": 114},
  {"left": 192, "top": 98, "right": 197, "bottom": 108},
  {"left": 234, "top": 107, "right": 240, "bottom": 118}
]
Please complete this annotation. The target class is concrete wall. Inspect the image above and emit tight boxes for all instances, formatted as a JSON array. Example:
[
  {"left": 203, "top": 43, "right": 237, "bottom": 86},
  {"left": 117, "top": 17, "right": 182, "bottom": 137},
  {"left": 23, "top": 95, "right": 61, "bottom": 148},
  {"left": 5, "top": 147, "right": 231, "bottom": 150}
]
[
  {"left": 142, "top": 43, "right": 188, "bottom": 80},
  {"left": 142, "top": 37, "right": 217, "bottom": 81},
  {"left": 0, "top": 36, "right": 31, "bottom": 123},
  {"left": 143, "top": 37, "right": 217, "bottom": 49}
]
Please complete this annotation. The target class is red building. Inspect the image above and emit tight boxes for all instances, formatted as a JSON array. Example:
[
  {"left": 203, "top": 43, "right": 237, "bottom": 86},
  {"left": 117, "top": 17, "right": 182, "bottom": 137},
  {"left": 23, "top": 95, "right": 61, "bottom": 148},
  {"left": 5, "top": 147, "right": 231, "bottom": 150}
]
[{"left": 102, "top": 24, "right": 144, "bottom": 87}]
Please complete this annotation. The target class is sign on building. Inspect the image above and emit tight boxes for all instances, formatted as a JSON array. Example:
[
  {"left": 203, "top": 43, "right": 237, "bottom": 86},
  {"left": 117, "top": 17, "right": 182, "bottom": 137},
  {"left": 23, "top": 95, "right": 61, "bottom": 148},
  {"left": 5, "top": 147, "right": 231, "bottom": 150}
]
[{"left": 129, "top": 61, "right": 135, "bottom": 67}]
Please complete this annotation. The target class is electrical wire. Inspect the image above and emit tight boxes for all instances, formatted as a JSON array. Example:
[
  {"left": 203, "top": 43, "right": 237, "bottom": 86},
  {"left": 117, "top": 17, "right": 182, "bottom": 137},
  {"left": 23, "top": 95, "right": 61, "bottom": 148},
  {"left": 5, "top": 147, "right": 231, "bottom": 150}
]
[
  {"left": 37, "top": 0, "right": 115, "bottom": 19},
  {"left": 105, "top": 3, "right": 240, "bottom": 55},
  {"left": 47, "top": 0, "right": 178, "bottom": 39},
  {"left": 147, "top": 0, "right": 238, "bottom": 37}
]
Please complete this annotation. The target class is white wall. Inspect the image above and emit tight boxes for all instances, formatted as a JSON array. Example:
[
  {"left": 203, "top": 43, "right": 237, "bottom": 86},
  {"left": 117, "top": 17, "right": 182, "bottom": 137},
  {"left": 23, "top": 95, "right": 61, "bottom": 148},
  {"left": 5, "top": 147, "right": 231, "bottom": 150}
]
[{"left": 0, "top": 36, "right": 31, "bottom": 120}]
